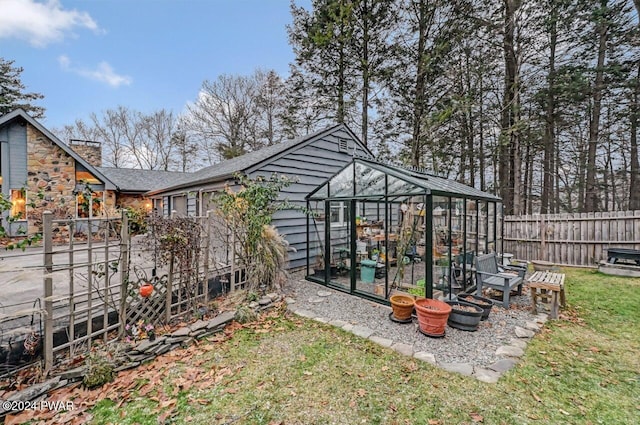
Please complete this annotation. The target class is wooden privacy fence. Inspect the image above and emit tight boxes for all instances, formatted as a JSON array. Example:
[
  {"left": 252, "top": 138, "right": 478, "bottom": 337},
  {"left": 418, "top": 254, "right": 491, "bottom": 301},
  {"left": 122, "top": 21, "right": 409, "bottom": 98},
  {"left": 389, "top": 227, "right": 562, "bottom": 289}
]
[{"left": 503, "top": 210, "right": 640, "bottom": 267}]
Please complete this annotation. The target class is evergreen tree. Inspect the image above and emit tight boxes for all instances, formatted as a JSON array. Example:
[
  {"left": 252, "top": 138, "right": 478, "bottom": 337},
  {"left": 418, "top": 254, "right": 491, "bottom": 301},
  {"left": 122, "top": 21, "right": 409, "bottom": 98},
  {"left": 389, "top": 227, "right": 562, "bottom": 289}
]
[
  {"left": 288, "top": 0, "right": 357, "bottom": 127},
  {"left": 0, "top": 58, "right": 45, "bottom": 118}
]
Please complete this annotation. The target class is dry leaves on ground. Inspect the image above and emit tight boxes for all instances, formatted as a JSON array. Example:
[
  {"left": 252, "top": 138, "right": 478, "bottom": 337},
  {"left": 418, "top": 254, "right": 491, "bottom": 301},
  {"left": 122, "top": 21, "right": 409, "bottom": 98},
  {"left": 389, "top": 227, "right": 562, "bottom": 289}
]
[{"left": 1, "top": 311, "right": 276, "bottom": 424}]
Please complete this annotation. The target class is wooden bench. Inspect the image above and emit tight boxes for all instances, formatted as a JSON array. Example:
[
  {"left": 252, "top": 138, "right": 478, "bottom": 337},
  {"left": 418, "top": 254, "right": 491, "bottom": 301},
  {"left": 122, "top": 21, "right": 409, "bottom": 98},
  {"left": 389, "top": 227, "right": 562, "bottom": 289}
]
[
  {"left": 528, "top": 271, "right": 566, "bottom": 319},
  {"left": 475, "top": 253, "right": 525, "bottom": 308}
]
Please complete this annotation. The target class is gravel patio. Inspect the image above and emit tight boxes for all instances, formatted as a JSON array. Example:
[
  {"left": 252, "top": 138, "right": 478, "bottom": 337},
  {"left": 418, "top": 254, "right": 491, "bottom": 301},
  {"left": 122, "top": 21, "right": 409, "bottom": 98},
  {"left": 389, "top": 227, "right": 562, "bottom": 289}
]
[{"left": 283, "top": 276, "right": 549, "bottom": 383}]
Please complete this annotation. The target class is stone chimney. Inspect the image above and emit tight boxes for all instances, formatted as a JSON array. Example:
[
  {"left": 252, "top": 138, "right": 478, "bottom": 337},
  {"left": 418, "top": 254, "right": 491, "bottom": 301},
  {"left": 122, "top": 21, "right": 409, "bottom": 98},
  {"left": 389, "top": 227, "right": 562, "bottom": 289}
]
[{"left": 69, "top": 139, "right": 102, "bottom": 167}]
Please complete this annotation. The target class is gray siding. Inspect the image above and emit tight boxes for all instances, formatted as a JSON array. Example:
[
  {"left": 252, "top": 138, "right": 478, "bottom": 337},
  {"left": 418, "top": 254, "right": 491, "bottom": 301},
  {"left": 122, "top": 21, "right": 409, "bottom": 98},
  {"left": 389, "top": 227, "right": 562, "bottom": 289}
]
[
  {"left": 1, "top": 122, "right": 28, "bottom": 190},
  {"left": 9, "top": 123, "right": 27, "bottom": 188},
  {"left": 248, "top": 129, "right": 370, "bottom": 269}
]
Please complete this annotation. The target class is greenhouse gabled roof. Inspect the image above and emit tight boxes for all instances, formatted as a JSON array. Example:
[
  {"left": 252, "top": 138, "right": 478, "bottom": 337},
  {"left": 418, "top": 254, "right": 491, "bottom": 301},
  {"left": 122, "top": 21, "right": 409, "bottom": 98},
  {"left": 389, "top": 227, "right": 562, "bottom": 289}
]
[{"left": 307, "top": 158, "right": 501, "bottom": 201}]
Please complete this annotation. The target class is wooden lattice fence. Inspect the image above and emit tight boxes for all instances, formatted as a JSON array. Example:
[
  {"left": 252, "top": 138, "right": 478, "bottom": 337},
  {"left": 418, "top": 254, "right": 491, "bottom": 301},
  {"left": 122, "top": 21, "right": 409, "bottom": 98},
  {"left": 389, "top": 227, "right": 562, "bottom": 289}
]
[
  {"left": 503, "top": 210, "right": 640, "bottom": 267},
  {"left": 0, "top": 211, "right": 241, "bottom": 376}
]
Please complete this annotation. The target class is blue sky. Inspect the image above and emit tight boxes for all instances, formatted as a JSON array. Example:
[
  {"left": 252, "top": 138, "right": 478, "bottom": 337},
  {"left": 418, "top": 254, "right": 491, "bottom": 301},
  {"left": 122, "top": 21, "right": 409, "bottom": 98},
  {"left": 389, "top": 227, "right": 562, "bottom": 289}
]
[{"left": 0, "top": 0, "right": 308, "bottom": 129}]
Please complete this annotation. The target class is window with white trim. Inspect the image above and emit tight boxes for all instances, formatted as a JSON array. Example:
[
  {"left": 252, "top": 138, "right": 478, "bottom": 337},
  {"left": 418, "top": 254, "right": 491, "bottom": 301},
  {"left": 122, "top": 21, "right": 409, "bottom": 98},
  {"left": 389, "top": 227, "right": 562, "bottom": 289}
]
[{"left": 330, "top": 201, "right": 349, "bottom": 227}]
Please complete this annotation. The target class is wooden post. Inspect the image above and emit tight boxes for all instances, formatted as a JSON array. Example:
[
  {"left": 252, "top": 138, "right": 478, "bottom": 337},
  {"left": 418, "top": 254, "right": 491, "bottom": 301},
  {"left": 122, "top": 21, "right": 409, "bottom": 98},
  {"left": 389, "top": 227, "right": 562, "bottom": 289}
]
[
  {"left": 68, "top": 220, "right": 75, "bottom": 357},
  {"left": 230, "top": 224, "right": 236, "bottom": 292},
  {"left": 118, "top": 210, "right": 129, "bottom": 336},
  {"left": 540, "top": 215, "right": 546, "bottom": 261},
  {"left": 43, "top": 211, "right": 53, "bottom": 372},
  {"left": 166, "top": 253, "right": 174, "bottom": 323},
  {"left": 102, "top": 218, "right": 109, "bottom": 342},
  {"left": 87, "top": 216, "right": 93, "bottom": 349},
  {"left": 204, "top": 211, "right": 211, "bottom": 304}
]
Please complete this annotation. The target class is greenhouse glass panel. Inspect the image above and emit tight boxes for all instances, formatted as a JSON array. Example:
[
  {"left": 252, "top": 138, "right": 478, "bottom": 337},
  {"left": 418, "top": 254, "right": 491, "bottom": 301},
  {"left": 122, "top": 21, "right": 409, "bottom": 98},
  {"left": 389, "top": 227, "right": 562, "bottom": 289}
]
[
  {"left": 488, "top": 202, "right": 496, "bottom": 253},
  {"left": 354, "top": 162, "right": 386, "bottom": 197},
  {"left": 312, "top": 183, "right": 328, "bottom": 199},
  {"left": 329, "top": 163, "right": 354, "bottom": 198},
  {"left": 387, "top": 175, "right": 422, "bottom": 195},
  {"left": 308, "top": 200, "right": 327, "bottom": 282},
  {"left": 432, "top": 196, "right": 449, "bottom": 295}
]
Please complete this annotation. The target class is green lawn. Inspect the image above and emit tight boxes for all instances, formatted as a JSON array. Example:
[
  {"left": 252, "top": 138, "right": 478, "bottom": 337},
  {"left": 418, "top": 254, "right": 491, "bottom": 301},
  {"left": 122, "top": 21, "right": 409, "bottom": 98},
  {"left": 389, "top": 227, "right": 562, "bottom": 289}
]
[{"left": 83, "top": 269, "right": 640, "bottom": 424}]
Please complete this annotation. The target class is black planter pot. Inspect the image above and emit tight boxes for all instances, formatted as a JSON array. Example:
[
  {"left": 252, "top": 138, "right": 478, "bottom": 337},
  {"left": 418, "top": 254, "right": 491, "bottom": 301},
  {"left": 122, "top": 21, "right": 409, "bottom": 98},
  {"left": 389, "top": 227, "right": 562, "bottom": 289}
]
[
  {"left": 313, "top": 267, "right": 338, "bottom": 279},
  {"left": 445, "top": 300, "right": 483, "bottom": 331},
  {"left": 457, "top": 293, "right": 494, "bottom": 320}
]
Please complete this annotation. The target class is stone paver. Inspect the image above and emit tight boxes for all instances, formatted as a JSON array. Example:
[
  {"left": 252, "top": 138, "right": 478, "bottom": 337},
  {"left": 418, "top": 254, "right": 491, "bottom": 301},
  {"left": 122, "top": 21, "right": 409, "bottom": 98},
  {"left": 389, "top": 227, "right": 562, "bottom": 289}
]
[
  {"left": 329, "top": 319, "right": 348, "bottom": 328},
  {"left": 474, "top": 368, "right": 502, "bottom": 383},
  {"left": 515, "top": 326, "right": 536, "bottom": 338},
  {"left": 488, "top": 358, "right": 517, "bottom": 373},
  {"left": 391, "top": 342, "right": 414, "bottom": 357},
  {"left": 414, "top": 351, "right": 436, "bottom": 365},
  {"left": 369, "top": 335, "right": 393, "bottom": 348},
  {"left": 525, "top": 320, "right": 541, "bottom": 331},
  {"left": 439, "top": 362, "right": 474, "bottom": 376},
  {"left": 171, "top": 327, "right": 191, "bottom": 337},
  {"left": 509, "top": 338, "right": 527, "bottom": 350},
  {"left": 308, "top": 297, "right": 325, "bottom": 304},
  {"left": 351, "top": 325, "right": 375, "bottom": 339},
  {"left": 258, "top": 297, "right": 272, "bottom": 306},
  {"left": 267, "top": 292, "right": 280, "bottom": 301},
  {"left": 294, "top": 309, "right": 317, "bottom": 319},
  {"left": 496, "top": 345, "right": 525, "bottom": 358},
  {"left": 317, "top": 290, "right": 333, "bottom": 297},
  {"left": 190, "top": 320, "right": 209, "bottom": 332},
  {"left": 206, "top": 310, "right": 236, "bottom": 329}
]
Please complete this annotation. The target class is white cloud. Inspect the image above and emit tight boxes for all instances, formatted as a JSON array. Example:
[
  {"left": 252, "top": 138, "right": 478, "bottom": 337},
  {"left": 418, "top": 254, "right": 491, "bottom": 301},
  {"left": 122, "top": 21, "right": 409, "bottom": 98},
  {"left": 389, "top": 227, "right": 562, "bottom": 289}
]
[
  {"left": 58, "top": 55, "right": 132, "bottom": 88},
  {"left": 0, "top": 0, "right": 100, "bottom": 47}
]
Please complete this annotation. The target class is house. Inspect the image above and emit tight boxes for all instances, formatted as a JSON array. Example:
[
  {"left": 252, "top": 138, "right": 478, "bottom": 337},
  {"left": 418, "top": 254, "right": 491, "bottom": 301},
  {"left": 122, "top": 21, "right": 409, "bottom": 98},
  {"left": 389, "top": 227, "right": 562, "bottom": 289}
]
[
  {"left": 97, "top": 167, "right": 190, "bottom": 212},
  {"left": 0, "top": 109, "right": 118, "bottom": 236},
  {"left": 0, "top": 109, "right": 185, "bottom": 237},
  {"left": 147, "top": 124, "right": 374, "bottom": 269}
]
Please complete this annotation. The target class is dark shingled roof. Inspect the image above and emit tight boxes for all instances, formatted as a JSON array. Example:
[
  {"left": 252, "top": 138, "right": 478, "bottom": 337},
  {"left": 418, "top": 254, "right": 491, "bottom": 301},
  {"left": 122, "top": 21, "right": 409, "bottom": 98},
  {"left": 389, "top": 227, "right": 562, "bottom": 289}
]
[
  {"left": 148, "top": 124, "right": 352, "bottom": 194},
  {"left": 97, "top": 167, "right": 191, "bottom": 193}
]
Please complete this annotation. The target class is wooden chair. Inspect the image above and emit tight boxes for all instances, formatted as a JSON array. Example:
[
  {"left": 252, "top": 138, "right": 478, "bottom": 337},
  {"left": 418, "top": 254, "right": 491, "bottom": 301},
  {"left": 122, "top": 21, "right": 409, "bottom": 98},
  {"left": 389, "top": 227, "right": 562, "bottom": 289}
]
[{"left": 475, "top": 253, "right": 524, "bottom": 308}]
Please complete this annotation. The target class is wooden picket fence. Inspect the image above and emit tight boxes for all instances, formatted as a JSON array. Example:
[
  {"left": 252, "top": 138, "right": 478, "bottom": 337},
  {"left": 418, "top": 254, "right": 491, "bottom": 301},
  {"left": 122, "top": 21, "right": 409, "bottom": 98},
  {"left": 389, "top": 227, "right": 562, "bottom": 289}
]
[{"left": 503, "top": 210, "right": 640, "bottom": 267}]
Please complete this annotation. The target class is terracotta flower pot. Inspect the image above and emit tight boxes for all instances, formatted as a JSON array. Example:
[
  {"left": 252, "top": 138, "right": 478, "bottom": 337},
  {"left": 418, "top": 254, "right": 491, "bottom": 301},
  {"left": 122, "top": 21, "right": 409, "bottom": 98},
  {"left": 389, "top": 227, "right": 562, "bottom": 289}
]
[
  {"left": 139, "top": 283, "right": 154, "bottom": 298},
  {"left": 414, "top": 298, "right": 452, "bottom": 337},
  {"left": 389, "top": 294, "right": 415, "bottom": 321}
]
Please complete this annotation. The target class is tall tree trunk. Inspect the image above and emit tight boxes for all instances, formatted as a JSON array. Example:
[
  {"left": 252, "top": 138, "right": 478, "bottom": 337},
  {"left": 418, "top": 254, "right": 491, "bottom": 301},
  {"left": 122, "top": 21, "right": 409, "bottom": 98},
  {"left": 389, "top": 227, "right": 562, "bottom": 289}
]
[
  {"left": 542, "top": 10, "right": 557, "bottom": 215},
  {"left": 337, "top": 43, "right": 346, "bottom": 124},
  {"left": 499, "top": 0, "right": 520, "bottom": 214},
  {"left": 466, "top": 52, "right": 475, "bottom": 188},
  {"left": 630, "top": 65, "right": 640, "bottom": 209},
  {"left": 479, "top": 75, "right": 486, "bottom": 191},
  {"left": 585, "top": 1, "right": 608, "bottom": 212},
  {"left": 360, "top": 0, "right": 369, "bottom": 146},
  {"left": 411, "top": 0, "right": 428, "bottom": 167},
  {"left": 629, "top": 1, "right": 640, "bottom": 210}
]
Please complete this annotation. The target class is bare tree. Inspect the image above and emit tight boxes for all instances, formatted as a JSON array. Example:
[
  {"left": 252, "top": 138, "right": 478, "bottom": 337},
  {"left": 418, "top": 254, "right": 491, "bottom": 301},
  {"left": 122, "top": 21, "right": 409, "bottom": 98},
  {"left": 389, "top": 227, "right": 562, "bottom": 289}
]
[
  {"left": 254, "top": 69, "right": 287, "bottom": 146},
  {"left": 185, "top": 74, "right": 258, "bottom": 161},
  {"left": 137, "top": 109, "right": 178, "bottom": 170}
]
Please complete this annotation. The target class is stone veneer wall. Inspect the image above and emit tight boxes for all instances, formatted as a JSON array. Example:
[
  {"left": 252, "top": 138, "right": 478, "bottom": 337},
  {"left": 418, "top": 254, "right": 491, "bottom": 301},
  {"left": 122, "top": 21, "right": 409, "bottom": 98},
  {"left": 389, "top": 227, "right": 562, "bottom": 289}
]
[
  {"left": 68, "top": 140, "right": 102, "bottom": 168},
  {"left": 117, "top": 193, "right": 152, "bottom": 211},
  {"left": 26, "top": 124, "right": 77, "bottom": 234}
]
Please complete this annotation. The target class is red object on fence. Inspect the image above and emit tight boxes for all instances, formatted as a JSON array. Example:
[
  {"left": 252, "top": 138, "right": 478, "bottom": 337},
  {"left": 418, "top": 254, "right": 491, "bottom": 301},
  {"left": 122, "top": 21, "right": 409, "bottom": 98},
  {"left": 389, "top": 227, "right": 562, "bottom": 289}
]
[{"left": 140, "top": 283, "right": 154, "bottom": 298}]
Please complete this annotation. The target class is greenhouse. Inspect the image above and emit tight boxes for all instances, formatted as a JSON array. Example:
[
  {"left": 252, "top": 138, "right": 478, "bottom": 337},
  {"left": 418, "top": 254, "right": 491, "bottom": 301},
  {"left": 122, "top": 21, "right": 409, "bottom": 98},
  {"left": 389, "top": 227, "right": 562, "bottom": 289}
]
[{"left": 305, "top": 157, "right": 504, "bottom": 304}]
